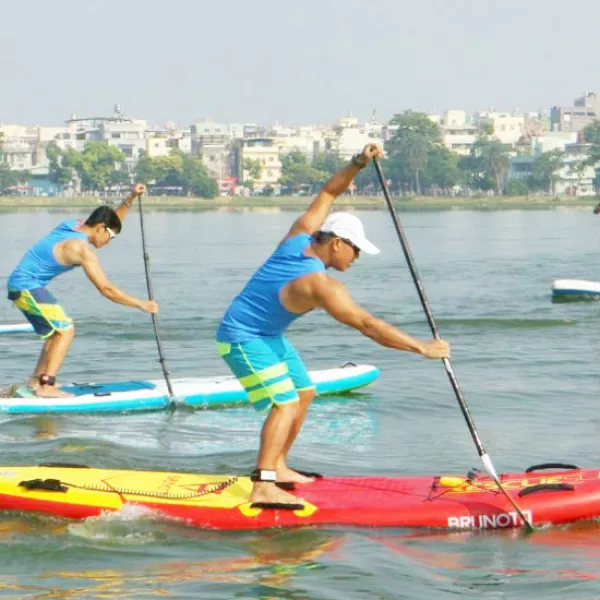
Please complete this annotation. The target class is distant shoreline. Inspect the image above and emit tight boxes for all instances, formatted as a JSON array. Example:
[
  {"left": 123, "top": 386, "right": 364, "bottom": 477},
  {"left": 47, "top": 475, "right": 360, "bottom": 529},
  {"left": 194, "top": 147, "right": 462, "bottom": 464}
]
[{"left": 0, "top": 195, "right": 596, "bottom": 212}]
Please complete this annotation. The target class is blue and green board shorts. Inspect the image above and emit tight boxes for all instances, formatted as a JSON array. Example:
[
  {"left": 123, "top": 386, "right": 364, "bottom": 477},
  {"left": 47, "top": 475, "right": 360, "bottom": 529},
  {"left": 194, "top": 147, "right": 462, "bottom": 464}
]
[
  {"left": 7, "top": 287, "right": 73, "bottom": 339},
  {"left": 216, "top": 336, "right": 315, "bottom": 412}
]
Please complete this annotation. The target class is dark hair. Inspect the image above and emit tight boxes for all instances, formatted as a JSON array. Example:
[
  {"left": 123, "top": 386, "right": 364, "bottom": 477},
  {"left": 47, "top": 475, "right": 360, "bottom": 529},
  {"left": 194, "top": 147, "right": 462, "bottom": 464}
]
[
  {"left": 313, "top": 231, "right": 337, "bottom": 244},
  {"left": 84, "top": 206, "right": 122, "bottom": 233}
]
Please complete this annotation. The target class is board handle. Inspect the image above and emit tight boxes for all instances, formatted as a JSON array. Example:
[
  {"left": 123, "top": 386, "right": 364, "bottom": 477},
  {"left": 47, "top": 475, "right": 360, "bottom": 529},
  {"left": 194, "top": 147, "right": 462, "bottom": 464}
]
[{"left": 525, "top": 463, "right": 579, "bottom": 473}]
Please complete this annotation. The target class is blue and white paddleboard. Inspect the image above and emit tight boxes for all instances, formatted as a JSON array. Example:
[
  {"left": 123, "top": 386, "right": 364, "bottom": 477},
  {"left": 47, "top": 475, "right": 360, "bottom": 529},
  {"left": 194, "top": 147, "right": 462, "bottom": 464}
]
[
  {"left": 0, "top": 323, "right": 34, "bottom": 334},
  {"left": 552, "top": 279, "right": 600, "bottom": 301},
  {"left": 0, "top": 363, "right": 379, "bottom": 414}
]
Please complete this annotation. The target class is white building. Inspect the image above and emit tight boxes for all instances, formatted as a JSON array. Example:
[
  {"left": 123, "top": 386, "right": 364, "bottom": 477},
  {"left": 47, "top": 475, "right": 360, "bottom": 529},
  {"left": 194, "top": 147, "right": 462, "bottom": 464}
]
[
  {"left": 430, "top": 110, "right": 478, "bottom": 155},
  {"left": 531, "top": 131, "right": 578, "bottom": 154},
  {"left": 333, "top": 114, "right": 383, "bottom": 159},
  {"left": 272, "top": 123, "right": 327, "bottom": 158},
  {"left": 235, "top": 138, "right": 282, "bottom": 193},
  {"left": 477, "top": 111, "right": 525, "bottom": 146},
  {"left": 0, "top": 124, "right": 40, "bottom": 169},
  {"left": 509, "top": 152, "right": 596, "bottom": 196}
]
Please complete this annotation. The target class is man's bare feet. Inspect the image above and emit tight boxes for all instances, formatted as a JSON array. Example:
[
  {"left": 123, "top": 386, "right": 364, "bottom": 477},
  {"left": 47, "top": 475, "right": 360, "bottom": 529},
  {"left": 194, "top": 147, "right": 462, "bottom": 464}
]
[
  {"left": 250, "top": 481, "right": 303, "bottom": 506},
  {"left": 276, "top": 465, "right": 315, "bottom": 484},
  {"left": 30, "top": 383, "right": 74, "bottom": 398}
]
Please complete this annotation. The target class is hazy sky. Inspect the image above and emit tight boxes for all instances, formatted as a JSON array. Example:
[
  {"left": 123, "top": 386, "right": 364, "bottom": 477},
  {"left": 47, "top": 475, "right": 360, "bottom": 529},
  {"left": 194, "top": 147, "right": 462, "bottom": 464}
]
[{"left": 2, "top": 0, "right": 600, "bottom": 127}]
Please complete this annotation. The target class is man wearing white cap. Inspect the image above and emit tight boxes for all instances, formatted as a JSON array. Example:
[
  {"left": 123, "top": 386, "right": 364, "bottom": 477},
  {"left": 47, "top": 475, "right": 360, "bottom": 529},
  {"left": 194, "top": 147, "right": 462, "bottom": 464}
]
[{"left": 216, "top": 143, "right": 450, "bottom": 508}]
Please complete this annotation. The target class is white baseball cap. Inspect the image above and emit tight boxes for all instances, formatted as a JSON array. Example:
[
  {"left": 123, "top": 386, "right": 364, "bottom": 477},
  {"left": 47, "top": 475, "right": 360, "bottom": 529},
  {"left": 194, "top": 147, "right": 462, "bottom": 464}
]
[{"left": 319, "top": 212, "right": 380, "bottom": 255}]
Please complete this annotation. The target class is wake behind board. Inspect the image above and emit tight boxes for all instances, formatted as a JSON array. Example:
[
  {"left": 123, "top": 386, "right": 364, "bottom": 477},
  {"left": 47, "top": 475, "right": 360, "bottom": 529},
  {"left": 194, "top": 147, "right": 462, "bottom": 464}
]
[
  {"left": 0, "top": 462, "right": 595, "bottom": 530},
  {"left": 0, "top": 363, "right": 379, "bottom": 414}
]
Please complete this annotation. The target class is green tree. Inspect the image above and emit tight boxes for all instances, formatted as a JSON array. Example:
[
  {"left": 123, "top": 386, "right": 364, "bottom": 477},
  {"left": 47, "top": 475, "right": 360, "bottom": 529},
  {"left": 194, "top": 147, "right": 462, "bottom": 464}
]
[
  {"left": 386, "top": 110, "right": 442, "bottom": 194},
  {"left": 46, "top": 141, "right": 75, "bottom": 189},
  {"left": 74, "top": 142, "right": 127, "bottom": 191},
  {"left": 582, "top": 121, "right": 600, "bottom": 168},
  {"left": 459, "top": 138, "right": 511, "bottom": 193},
  {"left": 0, "top": 167, "right": 29, "bottom": 191},
  {"left": 133, "top": 154, "right": 158, "bottom": 184},
  {"left": 528, "top": 150, "right": 564, "bottom": 195},
  {"left": 421, "top": 145, "right": 460, "bottom": 193},
  {"left": 583, "top": 120, "right": 600, "bottom": 145},
  {"left": 180, "top": 154, "right": 218, "bottom": 197},
  {"left": 280, "top": 151, "right": 324, "bottom": 192},
  {"left": 311, "top": 151, "right": 345, "bottom": 179},
  {"left": 569, "top": 159, "right": 589, "bottom": 195},
  {"left": 242, "top": 158, "right": 262, "bottom": 191},
  {"left": 140, "top": 154, "right": 184, "bottom": 187},
  {"left": 504, "top": 179, "right": 529, "bottom": 196},
  {"left": 478, "top": 119, "right": 495, "bottom": 137},
  {"left": 134, "top": 153, "right": 217, "bottom": 197}
]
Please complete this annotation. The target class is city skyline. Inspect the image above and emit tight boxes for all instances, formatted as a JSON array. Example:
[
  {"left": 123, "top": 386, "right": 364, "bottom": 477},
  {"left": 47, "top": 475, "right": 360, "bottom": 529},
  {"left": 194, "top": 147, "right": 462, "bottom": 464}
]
[{"left": 2, "top": 0, "right": 600, "bottom": 126}]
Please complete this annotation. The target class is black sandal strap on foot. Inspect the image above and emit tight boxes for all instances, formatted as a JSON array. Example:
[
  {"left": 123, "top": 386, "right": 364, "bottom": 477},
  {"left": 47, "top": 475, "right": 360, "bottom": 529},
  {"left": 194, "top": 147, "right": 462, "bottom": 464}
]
[
  {"left": 295, "top": 470, "right": 323, "bottom": 479},
  {"left": 276, "top": 482, "right": 296, "bottom": 491},
  {"left": 250, "top": 469, "right": 277, "bottom": 482},
  {"left": 251, "top": 502, "right": 304, "bottom": 510}
]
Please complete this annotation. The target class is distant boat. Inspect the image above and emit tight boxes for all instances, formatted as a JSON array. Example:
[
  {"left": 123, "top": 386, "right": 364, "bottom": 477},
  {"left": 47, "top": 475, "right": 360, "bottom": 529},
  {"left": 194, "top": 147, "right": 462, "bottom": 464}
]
[{"left": 551, "top": 279, "right": 600, "bottom": 301}]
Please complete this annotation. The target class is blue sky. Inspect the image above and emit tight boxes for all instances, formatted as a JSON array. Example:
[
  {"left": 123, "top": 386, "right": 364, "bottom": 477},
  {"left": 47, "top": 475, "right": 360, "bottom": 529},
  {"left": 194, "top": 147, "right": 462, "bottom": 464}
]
[{"left": 2, "top": 0, "right": 600, "bottom": 126}]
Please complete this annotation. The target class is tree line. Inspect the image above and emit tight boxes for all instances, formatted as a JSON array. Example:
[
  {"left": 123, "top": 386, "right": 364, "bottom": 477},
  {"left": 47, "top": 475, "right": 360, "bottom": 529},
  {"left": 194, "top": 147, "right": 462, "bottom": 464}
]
[
  {"left": 279, "top": 111, "right": 600, "bottom": 197},
  {"left": 45, "top": 142, "right": 218, "bottom": 197},
  {"left": 3, "top": 113, "right": 600, "bottom": 197}
]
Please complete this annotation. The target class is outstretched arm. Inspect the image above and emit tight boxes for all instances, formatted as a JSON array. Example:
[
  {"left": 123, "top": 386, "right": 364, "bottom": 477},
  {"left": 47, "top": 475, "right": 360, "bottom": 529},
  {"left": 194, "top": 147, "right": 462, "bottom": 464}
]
[
  {"left": 284, "top": 144, "right": 384, "bottom": 240},
  {"left": 114, "top": 183, "right": 147, "bottom": 224},
  {"left": 61, "top": 240, "right": 158, "bottom": 313},
  {"left": 312, "top": 275, "right": 450, "bottom": 358}
]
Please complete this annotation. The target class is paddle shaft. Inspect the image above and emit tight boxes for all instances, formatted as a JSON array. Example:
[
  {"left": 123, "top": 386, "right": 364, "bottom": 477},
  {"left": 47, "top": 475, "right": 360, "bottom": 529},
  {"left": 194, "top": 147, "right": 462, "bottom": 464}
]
[
  {"left": 138, "top": 194, "right": 175, "bottom": 398},
  {"left": 372, "top": 158, "right": 534, "bottom": 532}
]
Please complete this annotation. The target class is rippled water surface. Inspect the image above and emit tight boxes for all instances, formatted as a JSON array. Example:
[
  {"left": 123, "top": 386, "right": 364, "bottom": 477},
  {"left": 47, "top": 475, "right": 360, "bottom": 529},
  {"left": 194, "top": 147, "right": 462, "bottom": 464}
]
[{"left": 0, "top": 208, "right": 598, "bottom": 599}]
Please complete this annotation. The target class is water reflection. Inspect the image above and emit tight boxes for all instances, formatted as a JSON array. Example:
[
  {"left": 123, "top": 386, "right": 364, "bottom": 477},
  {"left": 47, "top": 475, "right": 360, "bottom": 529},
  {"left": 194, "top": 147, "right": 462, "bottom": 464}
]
[{"left": 0, "top": 526, "right": 342, "bottom": 599}]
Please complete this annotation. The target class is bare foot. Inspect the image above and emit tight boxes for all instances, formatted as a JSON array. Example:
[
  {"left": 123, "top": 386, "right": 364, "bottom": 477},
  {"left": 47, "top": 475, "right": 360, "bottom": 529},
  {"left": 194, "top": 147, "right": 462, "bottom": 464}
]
[
  {"left": 250, "top": 481, "right": 303, "bottom": 505},
  {"left": 276, "top": 465, "right": 315, "bottom": 484},
  {"left": 30, "top": 384, "right": 74, "bottom": 398}
]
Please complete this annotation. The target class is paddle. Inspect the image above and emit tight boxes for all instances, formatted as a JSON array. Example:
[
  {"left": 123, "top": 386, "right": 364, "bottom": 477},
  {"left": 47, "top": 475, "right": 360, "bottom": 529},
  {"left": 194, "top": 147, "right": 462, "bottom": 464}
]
[
  {"left": 137, "top": 191, "right": 176, "bottom": 401},
  {"left": 372, "top": 158, "right": 535, "bottom": 533}
]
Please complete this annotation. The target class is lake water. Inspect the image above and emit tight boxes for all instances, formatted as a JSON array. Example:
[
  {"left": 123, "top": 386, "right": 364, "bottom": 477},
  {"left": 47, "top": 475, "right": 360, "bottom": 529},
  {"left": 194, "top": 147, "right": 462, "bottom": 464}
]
[{"left": 0, "top": 208, "right": 598, "bottom": 599}]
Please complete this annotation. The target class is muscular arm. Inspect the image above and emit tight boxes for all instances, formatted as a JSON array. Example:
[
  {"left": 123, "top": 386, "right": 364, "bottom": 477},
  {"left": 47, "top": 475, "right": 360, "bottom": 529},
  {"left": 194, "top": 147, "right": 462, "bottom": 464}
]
[
  {"left": 311, "top": 275, "right": 427, "bottom": 354},
  {"left": 113, "top": 184, "right": 146, "bottom": 224},
  {"left": 114, "top": 190, "right": 137, "bottom": 224},
  {"left": 285, "top": 160, "right": 365, "bottom": 240},
  {"left": 60, "top": 240, "right": 145, "bottom": 310}
]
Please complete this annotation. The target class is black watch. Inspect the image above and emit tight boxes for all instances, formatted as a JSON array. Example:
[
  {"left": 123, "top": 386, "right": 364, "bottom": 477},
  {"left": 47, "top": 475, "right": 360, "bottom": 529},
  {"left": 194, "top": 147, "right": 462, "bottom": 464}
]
[{"left": 351, "top": 154, "right": 367, "bottom": 169}]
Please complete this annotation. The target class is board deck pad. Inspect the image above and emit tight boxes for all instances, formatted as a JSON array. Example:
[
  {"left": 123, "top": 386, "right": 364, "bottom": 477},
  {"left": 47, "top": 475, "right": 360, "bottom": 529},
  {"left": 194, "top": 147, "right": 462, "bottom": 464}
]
[
  {"left": 61, "top": 381, "right": 157, "bottom": 396},
  {"left": 0, "top": 464, "right": 597, "bottom": 531}
]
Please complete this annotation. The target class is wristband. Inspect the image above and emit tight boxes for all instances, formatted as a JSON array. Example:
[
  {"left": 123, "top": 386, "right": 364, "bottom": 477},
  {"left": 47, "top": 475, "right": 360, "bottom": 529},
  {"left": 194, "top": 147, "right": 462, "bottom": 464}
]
[{"left": 351, "top": 154, "right": 367, "bottom": 169}]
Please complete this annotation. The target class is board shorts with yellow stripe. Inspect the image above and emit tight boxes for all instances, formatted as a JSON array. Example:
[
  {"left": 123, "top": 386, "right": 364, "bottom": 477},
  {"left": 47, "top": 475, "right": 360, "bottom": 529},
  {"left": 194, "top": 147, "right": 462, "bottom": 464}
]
[
  {"left": 7, "top": 287, "right": 73, "bottom": 339},
  {"left": 216, "top": 336, "right": 315, "bottom": 412}
]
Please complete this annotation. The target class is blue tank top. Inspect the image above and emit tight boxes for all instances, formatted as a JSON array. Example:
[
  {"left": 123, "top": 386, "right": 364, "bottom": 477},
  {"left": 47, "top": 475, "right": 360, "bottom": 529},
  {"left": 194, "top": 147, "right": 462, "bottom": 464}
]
[
  {"left": 217, "top": 234, "right": 326, "bottom": 342},
  {"left": 7, "top": 220, "right": 89, "bottom": 291}
]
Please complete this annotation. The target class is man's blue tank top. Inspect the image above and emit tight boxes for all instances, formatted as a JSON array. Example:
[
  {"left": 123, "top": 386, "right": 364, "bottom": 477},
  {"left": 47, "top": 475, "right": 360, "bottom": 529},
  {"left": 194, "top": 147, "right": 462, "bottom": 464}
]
[
  {"left": 7, "top": 220, "right": 88, "bottom": 291},
  {"left": 217, "top": 233, "right": 326, "bottom": 342}
]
